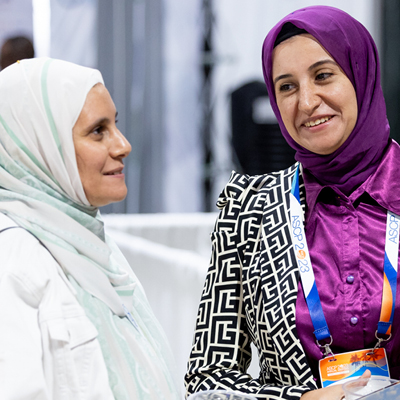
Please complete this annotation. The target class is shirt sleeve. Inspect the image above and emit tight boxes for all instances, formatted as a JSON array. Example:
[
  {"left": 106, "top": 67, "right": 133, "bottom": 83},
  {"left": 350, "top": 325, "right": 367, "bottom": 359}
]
[
  {"left": 184, "top": 173, "right": 311, "bottom": 399},
  {"left": 0, "top": 227, "right": 50, "bottom": 400}
]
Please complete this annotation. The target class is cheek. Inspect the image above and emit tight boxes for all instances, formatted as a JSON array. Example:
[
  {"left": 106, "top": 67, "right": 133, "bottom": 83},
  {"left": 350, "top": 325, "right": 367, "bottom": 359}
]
[
  {"left": 75, "top": 148, "right": 107, "bottom": 205},
  {"left": 75, "top": 145, "right": 90, "bottom": 177},
  {"left": 277, "top": 98, "right": 297, "bottom": 132},
  {"left": 75, "top": 143, "right": 104, "bottom": 181},
  {"left": 342, "top": 87, "right": 358, "bottom": 132},
  {"left": 348, "top": 104, "right": 358, "bottom": 133}
]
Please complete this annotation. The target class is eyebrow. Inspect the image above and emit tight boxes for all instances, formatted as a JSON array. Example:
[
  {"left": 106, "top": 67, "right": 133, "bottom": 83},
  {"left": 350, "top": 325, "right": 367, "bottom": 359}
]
[{"left": 273, "top": 59, "right": 338, "bottom": 85}]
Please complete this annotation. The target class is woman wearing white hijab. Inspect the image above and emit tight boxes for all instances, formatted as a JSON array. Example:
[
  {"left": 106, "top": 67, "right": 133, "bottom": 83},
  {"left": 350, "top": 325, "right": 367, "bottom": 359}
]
[{"left": 0, "top": 58, "right": 180, "bottom": 399}]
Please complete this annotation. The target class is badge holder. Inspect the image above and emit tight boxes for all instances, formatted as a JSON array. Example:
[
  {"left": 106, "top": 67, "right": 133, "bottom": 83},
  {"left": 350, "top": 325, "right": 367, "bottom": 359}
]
[{"left": 319, "top": 347, "right": 390, "bottom": 388}]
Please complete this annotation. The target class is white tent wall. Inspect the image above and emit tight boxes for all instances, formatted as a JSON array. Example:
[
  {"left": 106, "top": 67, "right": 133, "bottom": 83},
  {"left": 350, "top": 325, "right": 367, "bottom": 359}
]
[
  {"left": 49, "top": 0, "right": 97, "bottom": 68},
  {"left": 163, "top": 0, "right": 203, "bottom": 213}
]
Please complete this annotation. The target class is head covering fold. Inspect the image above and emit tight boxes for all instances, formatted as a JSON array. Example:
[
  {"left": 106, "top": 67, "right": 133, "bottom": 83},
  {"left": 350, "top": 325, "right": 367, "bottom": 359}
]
[{"left": 262, "top": 6, "right": 390, "bottom": 193}]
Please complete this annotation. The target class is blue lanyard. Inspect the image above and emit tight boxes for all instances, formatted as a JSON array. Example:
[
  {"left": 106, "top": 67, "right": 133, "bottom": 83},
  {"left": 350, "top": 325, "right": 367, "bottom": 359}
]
[
  {"left": 289, "top": 165, "right": 399, "bottom": 349},
  {"left": 378, "top": 212, "right": 399, "bottom": 336}
]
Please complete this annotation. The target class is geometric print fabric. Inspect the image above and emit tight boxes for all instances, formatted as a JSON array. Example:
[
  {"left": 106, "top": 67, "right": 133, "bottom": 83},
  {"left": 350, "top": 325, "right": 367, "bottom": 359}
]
[{"left": 185, "top": 164, "right": 317, "bottom": 399}]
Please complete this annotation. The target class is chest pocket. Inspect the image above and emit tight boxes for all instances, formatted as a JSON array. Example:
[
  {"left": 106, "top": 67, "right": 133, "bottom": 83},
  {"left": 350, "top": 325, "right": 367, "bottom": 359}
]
[{"left": 40, "top": 307, "right": 104, "bottom": 400}]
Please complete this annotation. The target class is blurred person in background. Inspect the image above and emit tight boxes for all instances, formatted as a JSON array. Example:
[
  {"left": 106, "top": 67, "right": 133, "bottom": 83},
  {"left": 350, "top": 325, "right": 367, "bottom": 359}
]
[
  {"left": 0, "top": 57, "right": 180, "bottom": 399},
  {"left": 0, "top": 35, "right": 34, "bottom": 69},
  {"left": 185, "top": 6, "right": 399, "bottom": 400}
]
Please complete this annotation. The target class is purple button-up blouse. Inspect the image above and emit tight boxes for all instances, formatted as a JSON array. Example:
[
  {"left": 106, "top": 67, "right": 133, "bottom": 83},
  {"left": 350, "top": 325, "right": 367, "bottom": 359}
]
[{"left": 295, "top": 140, "right": 400, "bottom": 385}]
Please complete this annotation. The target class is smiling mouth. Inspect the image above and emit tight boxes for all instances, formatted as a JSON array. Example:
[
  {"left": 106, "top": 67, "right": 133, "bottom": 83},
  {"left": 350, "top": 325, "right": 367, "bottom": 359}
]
[
  {"left": 104, "top": 170, "right": 123, "bottom": 175},
  {"left": 304, "top": 116, "right": 332, "bottom": 128}
]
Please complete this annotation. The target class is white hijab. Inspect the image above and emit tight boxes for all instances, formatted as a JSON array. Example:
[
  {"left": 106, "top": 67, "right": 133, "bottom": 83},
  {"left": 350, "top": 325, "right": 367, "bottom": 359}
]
[
  {"left": 0, "top": 57, "right": 133, "bottom": 315},
  {"left": 0, "top": 58, "right": 180, "bottom": 399}
]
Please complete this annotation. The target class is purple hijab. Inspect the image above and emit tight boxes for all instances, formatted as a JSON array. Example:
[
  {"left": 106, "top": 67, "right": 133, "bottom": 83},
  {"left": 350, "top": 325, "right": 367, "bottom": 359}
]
[{"left": 262, "top": 6, "right": 390, "bottom": 194}]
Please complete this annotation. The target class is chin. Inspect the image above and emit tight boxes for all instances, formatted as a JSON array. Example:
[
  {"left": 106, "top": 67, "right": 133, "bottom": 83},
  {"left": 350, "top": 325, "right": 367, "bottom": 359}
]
[
  {"left": 304, "top": 141, "right": 343, "bottom": 155},
  {"left": 89, "top": 190, "right": 128, "bottom": 208},
  {"left": 311, "top": 148, "right": 334, "bottom": 155},
  {"left": 106, "top": 194, "right": 128, "bottom": 206}
]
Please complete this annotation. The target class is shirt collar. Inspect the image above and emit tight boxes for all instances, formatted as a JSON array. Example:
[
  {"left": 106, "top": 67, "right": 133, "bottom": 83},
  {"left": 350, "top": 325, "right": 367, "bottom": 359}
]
[
  {"left": 303, "top": 140, "right": 400, "bottom": 219},
  {"left": 364, "top": 139, "right": 400, "bottom": 214},
  {"left": 302, "top": 169, "right": 324, "bottom": 221}
]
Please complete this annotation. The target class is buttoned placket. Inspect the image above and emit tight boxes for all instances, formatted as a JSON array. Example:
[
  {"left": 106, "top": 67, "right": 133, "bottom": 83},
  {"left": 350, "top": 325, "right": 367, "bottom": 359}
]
[{"left": 338, "top": 195, "right": 363, "bottom": 337}]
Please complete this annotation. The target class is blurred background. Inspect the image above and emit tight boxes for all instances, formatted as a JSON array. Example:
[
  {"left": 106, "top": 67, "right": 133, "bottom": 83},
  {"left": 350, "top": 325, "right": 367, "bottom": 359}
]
[
  {"left": 2, "top": 0, "right": 397, "bottom": 214},
  {"left": 2, "top": 0, "right": 399, "bottom": 385}
]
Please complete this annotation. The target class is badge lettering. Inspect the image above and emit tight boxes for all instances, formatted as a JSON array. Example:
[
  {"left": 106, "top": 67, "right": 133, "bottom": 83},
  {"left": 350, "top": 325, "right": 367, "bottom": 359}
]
[{"left": 389, "top": 214, "right": 399, "bottom": 244}]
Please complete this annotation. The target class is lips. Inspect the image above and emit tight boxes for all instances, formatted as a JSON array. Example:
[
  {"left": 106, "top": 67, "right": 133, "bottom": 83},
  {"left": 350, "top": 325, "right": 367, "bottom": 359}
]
[{"left": 104, "top": 167, "right": 123, "bottom": 175}]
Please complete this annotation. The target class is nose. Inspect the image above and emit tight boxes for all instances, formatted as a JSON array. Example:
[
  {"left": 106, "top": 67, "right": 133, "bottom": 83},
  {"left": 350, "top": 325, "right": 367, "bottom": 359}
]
[
  {"left": 110, "top": 129, "right": 132, "bottom": 159},
  {"left": 298, "top": 83, "right": 321, "bottom": 115}
]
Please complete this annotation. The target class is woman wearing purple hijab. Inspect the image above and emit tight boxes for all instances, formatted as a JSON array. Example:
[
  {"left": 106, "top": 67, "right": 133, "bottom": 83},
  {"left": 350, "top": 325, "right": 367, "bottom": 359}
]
[{"left": 185, "top": 6, "right": 400, "bottom": 400}]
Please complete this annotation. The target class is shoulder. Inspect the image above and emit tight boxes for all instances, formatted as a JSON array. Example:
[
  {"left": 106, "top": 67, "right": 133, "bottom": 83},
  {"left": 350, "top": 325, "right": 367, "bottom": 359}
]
[
  {"left": 0, "top": 213, "right": 60, "bottom": 304},
  {"left": 0, "top": 213, "right": 50, "bottom": 264},
  {"left": 216, "top": 163, "right": 298, "bottom": 211}
]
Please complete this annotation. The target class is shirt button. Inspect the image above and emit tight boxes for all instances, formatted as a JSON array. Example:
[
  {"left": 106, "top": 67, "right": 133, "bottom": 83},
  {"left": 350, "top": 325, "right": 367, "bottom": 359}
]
[
  {"left": 350, "top": 316, "right": 359, "bottom": 325},
  {"left": 346, "top": 275, "right": 355, "bottom": 284}
]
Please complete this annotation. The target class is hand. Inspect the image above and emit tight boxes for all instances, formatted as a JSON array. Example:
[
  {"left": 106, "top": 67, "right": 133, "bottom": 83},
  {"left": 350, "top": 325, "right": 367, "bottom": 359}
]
[
  {"left": 300, "top": 384, "right": 344, "bottom": 400},
  {"left": 300, "top": 370, "right": 372, "bottom": 400}
]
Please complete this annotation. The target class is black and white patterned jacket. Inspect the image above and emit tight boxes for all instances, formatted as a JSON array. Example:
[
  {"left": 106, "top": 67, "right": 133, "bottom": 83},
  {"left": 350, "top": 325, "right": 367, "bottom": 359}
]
[{"left": 185, "top": 164, "right": 318, "bottom": 399}]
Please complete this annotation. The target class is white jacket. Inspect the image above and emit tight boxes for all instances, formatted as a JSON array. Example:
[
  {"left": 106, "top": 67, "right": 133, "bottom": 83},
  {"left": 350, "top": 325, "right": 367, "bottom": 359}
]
[{"left": 0, "top": 213, "right": 114, "bottom": 400}]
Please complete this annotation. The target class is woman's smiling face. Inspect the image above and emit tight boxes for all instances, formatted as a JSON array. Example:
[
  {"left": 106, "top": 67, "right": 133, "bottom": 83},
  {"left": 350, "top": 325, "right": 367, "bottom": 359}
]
[
  {"left": 73, "top": 83, "right": 131, "bottom": 207},
  {"left": 272, "top": 34, "right": 358, "bottom": 155}
]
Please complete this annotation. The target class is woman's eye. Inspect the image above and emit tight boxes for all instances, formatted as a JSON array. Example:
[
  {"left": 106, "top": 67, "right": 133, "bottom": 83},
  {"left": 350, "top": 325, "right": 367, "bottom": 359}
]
[
  {"left": 279, "top": 83, "right": 293, "bottom": 92},
  {"left": 316, "top": 72, "right": 332, "bottom": 81},
  {"left": 91, "top": 126, "right": 104, "bottom": 137}
]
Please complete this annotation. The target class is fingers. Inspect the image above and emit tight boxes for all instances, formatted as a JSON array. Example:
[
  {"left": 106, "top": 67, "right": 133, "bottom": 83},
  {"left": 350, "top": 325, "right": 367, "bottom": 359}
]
[{"left": 360, "top": 369, "right": 372, "bottom": 379}]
